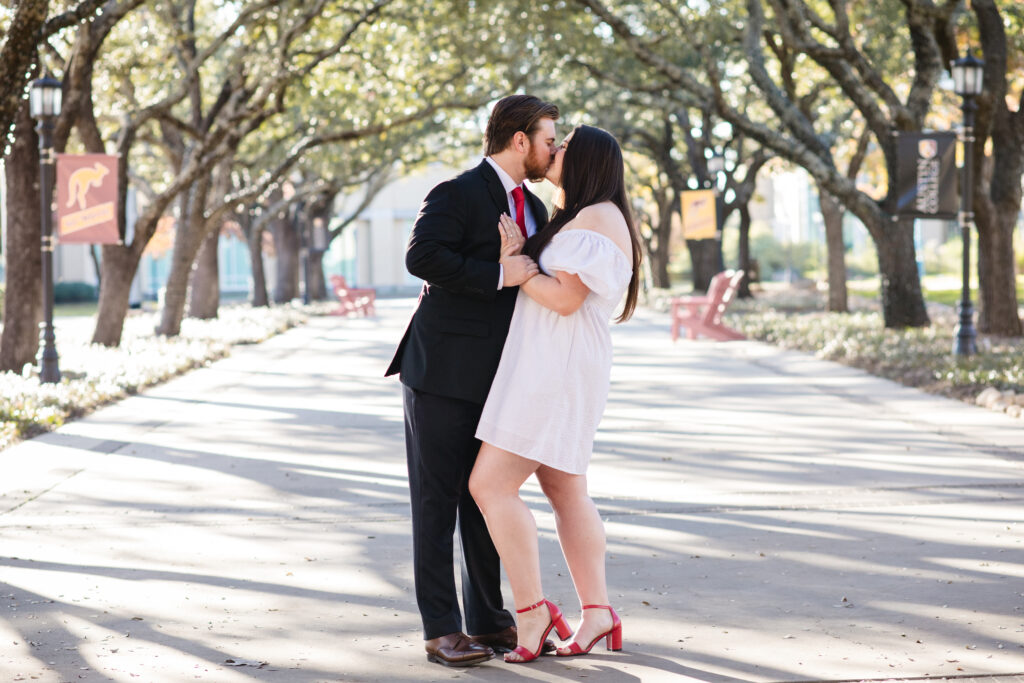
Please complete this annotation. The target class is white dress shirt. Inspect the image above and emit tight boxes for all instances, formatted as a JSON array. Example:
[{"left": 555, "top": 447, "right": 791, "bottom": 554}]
[{"left": 485, "top": 156, "right": 538, "bottom": 289}]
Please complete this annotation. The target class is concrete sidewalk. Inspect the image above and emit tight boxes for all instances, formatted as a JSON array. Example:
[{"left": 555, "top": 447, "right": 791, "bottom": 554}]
[{"left": 1, "top": 299, "right": 1022, "bottom": 683}]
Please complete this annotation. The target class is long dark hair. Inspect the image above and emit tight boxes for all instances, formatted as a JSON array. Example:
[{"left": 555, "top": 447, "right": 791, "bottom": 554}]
[{"left": 523, "top": 124, "right": 642, "bottom": 322}]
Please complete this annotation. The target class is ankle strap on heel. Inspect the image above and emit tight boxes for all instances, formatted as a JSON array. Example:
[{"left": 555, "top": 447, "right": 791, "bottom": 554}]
[
  {"left": 516, "top": 598, "right": 547, "bottom": 614},
  {"left": 581, "top": 604, "right": 611, "bottom": 610}
]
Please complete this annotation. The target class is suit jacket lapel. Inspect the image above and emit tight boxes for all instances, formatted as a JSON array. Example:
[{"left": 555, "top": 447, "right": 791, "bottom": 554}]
[
  {"left": 478, "top": 160, "right": 510, "bottom": 214},
  {"left": 480, "top": 160, "right": 550, "bottom": 229}
]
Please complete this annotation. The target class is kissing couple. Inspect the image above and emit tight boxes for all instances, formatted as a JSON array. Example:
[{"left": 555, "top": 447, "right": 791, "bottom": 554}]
[{"left": 387, "top": 93, "right": 640, "bottom": 666}]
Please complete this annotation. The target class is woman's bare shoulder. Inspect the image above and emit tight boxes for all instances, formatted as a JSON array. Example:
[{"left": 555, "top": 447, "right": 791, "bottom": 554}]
[
  {"left": 565, "top": 202, "right": 627, "bottom": 236},
  {"left": 563, "top": 202, "right": 631, "bottom": 254}
]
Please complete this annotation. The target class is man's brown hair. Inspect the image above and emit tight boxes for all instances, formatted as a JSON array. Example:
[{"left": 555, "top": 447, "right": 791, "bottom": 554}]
[{"left": 484, "top": 95, "right": 559, "bottom": 156}]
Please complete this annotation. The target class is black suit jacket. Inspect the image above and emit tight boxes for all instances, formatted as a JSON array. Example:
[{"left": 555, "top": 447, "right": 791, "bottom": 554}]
[{"left": 385, "top": 160, "right": 549, "bottom": 405}]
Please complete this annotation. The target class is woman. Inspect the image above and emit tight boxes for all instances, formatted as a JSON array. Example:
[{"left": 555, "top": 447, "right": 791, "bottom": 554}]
[{"left": 468, "top": 124, "right": 641, "bottom": 663}]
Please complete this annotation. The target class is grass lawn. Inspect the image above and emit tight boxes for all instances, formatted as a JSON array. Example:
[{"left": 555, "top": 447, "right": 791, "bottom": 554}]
[
  {"left": 54, "top": 302, "right": 99, "bottom": 317},
  {"left": 847, "top": 274, "right": 1024, "bottom": 307}
]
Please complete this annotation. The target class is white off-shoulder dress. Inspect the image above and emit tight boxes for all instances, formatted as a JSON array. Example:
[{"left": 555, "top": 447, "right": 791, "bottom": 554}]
[{"left": 475, "top": 228, "right": 633, "bottom": 474}]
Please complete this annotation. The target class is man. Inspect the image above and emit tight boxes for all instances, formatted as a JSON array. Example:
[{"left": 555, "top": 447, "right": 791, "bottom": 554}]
[{"left": 385, "top": 95, "right": 559, "bottom": 667}]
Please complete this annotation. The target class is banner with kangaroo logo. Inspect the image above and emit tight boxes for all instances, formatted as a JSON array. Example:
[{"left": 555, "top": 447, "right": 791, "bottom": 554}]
[{"left": 56, "top": 154, "right": 121, "bottom": 244}]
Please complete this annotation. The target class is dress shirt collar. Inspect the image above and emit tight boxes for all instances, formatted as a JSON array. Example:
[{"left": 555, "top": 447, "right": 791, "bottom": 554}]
[{"left": 485, "top": 156, "right": 523, "bottom": 196}]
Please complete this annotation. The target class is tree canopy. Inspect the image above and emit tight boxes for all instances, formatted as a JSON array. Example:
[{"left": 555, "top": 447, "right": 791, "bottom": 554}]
[{"left": 1, "top": 0, "right": 1021, "bottom": 351}]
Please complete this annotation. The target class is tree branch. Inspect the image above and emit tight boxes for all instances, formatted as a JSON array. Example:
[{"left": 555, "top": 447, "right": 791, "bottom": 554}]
[
  {"left": 0, "top": 0, "right": 47, "bottom": 154},
  {"left": 573, "top": 0, "right": 714, "bottom": 101},
  {"left": 42, "top": 0, "right": 107, "bottom": 37},
  {"left": 846, "top": 124, "right": 871, "bottom": 180},
  {"left": 899, "top": 0, "right": 955, "bottom": 125},
  {"left": 742, "top": 0, "right": 830, "bottom": 158}
]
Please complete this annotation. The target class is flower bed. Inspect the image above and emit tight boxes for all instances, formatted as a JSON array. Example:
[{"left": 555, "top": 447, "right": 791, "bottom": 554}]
[
  {"left": 0, "top": 303, "right": 334, "bottom": 450},
  {"left": 725, "top": 291, "right": 1024, "bottom": 418}
]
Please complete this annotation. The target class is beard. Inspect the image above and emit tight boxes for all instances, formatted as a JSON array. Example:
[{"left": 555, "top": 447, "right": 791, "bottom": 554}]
[{"left": 523, "top": 145, "right": 551, "bottom": 182}]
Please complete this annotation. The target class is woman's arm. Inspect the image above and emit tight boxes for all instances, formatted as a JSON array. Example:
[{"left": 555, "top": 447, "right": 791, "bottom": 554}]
[
  {"left": 520, "top": 270, "right": 590, "bottom": 316},
  {"left": 496, "top": 213, "right": 590, "bottom": 315}
]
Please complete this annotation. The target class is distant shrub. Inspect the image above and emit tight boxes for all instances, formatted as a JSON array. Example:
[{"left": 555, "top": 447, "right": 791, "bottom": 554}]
[
  {"left": 54, "top": 281, "right": 98, "bottom": 303},
  {"left": 746, "top": 227, "right": 817, "bottom": 279},
  {"left": 845, "top": 240, "right": 879, "bottom": 278}
]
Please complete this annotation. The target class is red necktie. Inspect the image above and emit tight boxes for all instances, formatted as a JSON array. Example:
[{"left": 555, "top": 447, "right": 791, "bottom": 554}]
[{"left": 511, "top": 186, "right": 528, "bottom": 239}]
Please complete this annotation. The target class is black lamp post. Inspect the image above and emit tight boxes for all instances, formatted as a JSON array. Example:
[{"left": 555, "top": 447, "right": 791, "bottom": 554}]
[
  {"left": 951, "top": 51, "right": 984, "bottom": 357},
  {"left": 29, "top": 75, "right": 63, "bottom": 383}
]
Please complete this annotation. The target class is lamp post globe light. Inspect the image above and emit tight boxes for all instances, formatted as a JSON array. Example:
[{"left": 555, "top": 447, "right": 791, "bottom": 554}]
[
  {"left": 951, "top": 51, "right": 984, "bottom": 357},
  {"left": 30, "top": 75, "right": 63, "bottom": 383}
]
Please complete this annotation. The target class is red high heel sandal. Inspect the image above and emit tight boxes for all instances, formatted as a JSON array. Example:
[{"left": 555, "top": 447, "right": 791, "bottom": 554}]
[
  {"left": 506, "top": 598, "right": 573, "bottom": 663},
  {"left": 556, "top": 604, "right": 622, "bottom": 656}
]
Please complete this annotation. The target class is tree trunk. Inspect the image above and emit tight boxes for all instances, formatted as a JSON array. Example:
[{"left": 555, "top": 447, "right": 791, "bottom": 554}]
[
  {"left": 971, "top": 0, "right": 1023, "bottom": 337},
  {"left": 156, "top": 178, "right": 210, "bottom": 337},
  {"left": 187, "top": 227, "right": 220, "bottom": 319},
  {"left": 309, "top": 253, "right": 327, "bottom": 301},
  {"left": 736, "top": 204, "right": 753, "bottom": 299},
  {"left": 304, "top": 198, "right": 332, "bottom": 301},
  {"left": 156, "top": 218, "right": 197, "bottom": 336},
  {"left": 875, "top": 217, "right": 929, "bottom": 327},
  {"left": 187, "top": 157, "right": 233, "bottom": 319},
  {"left": 1, "top": 103, "right": 43, "bottom": 373},
  {"left": 687, "top": 239, "right": 723, "bottom": 292},
  {"left": 647, "top": 191, "right": 674, "bottom": 288},
  {"left": 804, "top": 160, "right": 928, "bottom": 328},
  {"left": 976, "top": 203, "right": 1022, "bottom": 335},
  {"left": 273, "top": 211, "right": 300, "bottom": 303},
  {"left": 90, "top": 245, "right": 102, "bottom": 287},
  {"left": 92, "top": 245, "right": 140, "bottom": 347},
  {"left": 249, "top": 218, "right": 269, "bottom": 307},
  {"left": 648, "top": 241, "right": 671, "bottom": 289},
  {"left": 820, "top": 190, "right": 849, "bottom": 313}
]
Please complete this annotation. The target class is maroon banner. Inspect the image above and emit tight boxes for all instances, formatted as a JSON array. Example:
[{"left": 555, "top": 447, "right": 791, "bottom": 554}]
[{"left": 56, "top": 154, "right": 121, "bottom": 244}]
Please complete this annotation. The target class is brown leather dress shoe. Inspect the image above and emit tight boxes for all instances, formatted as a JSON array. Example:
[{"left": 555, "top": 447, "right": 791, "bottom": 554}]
[
  {"left": 471, "top": 625, "right": 556, "bottom": 655},
  {"left": 425, "top": 632, "right": 494, "bottom": 667}
]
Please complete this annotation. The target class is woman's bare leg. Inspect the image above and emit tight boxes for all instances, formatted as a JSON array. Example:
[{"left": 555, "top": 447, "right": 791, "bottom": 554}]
[
  {"left": 469, "top": 443, "right": 549, "bottom": 660},
  {"left": 536, "top": 466, "right": 614, "bottom": 652}
]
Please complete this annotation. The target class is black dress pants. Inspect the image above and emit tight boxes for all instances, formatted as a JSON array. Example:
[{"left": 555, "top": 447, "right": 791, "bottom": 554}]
[{"left": 403, "top": 384, "right": 514, "bottom": 640}]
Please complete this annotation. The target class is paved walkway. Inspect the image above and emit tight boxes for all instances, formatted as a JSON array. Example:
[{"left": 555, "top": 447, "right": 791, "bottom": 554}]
[{"left": 1, "top": 299, "right": 1023, "bottom": 683}]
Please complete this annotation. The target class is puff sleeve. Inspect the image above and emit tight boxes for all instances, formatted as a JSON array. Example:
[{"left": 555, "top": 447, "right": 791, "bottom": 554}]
[{"left": 540, "top": 229, "right": 632, "bottom": 300}]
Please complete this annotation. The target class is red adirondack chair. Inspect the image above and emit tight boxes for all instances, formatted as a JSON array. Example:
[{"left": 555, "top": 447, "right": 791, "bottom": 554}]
[
  {"left": 670, "top": 270, "right": 745, "bottom": 341},
  {"left": 330, "top": 275, "right": 376, "bottom": 317}
]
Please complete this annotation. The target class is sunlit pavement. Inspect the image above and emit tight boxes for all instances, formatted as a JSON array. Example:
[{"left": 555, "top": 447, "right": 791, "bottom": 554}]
[{"left": 1, "top": 299, "right": 1023, "bottom": 683}]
